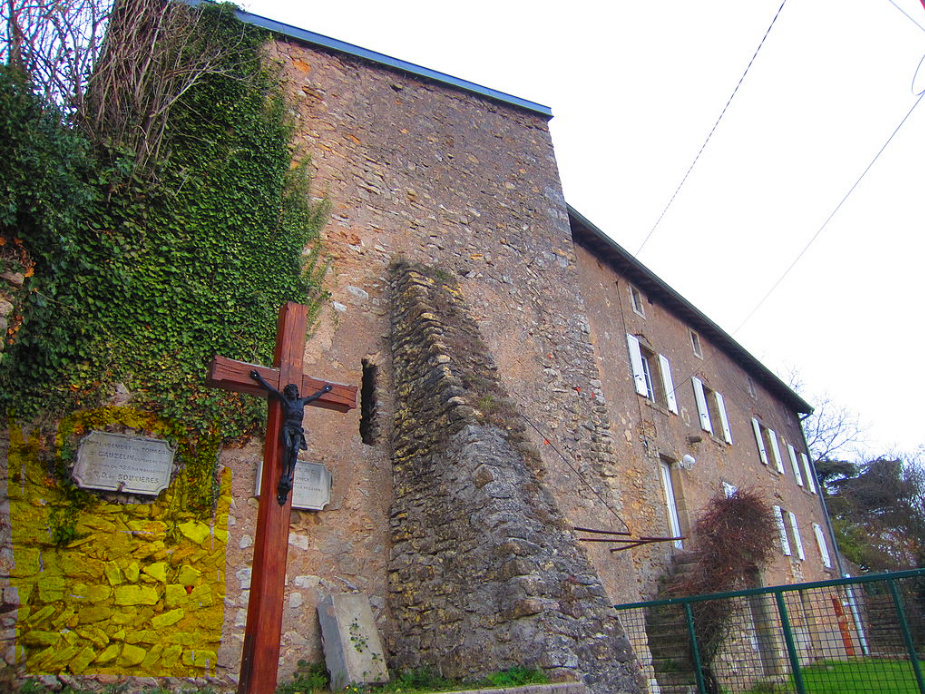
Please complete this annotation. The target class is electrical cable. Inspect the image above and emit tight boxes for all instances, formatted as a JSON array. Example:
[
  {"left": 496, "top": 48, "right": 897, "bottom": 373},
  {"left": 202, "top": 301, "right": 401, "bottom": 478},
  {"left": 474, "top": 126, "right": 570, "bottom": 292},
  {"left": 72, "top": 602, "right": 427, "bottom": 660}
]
[
  {"left": 731, "top": 90, "right": 925, "bottom": 337},
  {"left": 645, "top": 89, "right": 925, "bottom": 424},
  {"left": 522, "top": 415, "right": 631, "bottom": 533},
  {"left": 635, "top": 0, "right": 789, "bottom": 257},
  {"left": 887, "top": 0, "right": 925, "bottom": 34}
]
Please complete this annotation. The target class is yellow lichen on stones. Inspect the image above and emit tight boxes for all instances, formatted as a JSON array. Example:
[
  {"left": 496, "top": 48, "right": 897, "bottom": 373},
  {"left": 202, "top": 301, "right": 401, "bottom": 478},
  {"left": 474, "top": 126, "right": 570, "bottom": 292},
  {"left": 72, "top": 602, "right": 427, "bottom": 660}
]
[{"left": 7, "top": 412, "right": 233, "bottom": 677}]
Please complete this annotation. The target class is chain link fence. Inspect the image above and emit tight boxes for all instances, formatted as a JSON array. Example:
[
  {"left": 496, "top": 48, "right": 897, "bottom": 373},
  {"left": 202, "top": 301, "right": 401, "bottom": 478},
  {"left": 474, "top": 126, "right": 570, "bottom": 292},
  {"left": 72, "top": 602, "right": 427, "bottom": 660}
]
[{"left": 615, "top": 569, "right": 925, "bottom": 693}]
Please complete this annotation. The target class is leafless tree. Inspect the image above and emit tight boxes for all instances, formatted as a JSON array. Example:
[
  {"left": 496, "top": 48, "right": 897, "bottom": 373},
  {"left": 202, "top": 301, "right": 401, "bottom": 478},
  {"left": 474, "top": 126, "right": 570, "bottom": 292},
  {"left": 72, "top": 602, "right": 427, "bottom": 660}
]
[
  {"left": 3, "top": 0, "right": 256, "bottom": 172},
  {"left": 801, "top": 394, "right": 869, "bottom": 463},
  {"left": 2, "top": 0, "right": 111, "bottom": 112},
  {"left": 787, "top": 371, "right": 868, "bottom": 463},
  {"left": 82, "top": 0, "right": 255, "bottom": 171}
]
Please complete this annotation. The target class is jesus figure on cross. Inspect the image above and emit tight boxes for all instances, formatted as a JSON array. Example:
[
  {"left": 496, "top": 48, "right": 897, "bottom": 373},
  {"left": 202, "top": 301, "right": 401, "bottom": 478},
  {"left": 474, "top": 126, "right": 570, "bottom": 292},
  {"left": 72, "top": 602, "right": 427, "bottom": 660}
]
[{"left": 250, "top": 370, "right": 332, "bottom": 505}]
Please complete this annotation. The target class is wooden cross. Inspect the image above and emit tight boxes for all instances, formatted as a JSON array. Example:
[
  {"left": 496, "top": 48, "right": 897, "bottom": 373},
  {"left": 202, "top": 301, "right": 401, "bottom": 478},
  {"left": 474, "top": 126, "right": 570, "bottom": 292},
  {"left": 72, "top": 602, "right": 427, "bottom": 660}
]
[{"left": 206, "top": 302, "right": 357, "bottom": 694}]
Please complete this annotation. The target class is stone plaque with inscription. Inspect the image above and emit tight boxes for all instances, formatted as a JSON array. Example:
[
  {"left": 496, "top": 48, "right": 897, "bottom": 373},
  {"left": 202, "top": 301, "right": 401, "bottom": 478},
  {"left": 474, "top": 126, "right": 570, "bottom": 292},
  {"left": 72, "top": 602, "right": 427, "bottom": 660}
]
[
  {"left": 256, "top": 460, "right": 332, "bottom": 511},
  {"left": 74, "top": 431, "right": 175, "bottom": 495}
]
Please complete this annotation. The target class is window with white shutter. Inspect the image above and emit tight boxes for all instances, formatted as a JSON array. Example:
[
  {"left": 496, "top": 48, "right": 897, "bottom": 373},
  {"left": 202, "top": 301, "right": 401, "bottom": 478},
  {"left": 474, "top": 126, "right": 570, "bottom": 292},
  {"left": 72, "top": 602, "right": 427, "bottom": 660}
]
[
  {"left": 692, "top": 377, "right": 713, "bottom": 434},
  {"left": 767, "top": 429, "right": 785, "bottom": 475},
  {"left": 626, "top": 334, "right": 648, "bottom": 397},
  {"left": 658, "top": 354, "right": 678, "bottom": 414},
  {"left": 801, "top": 452, "right": 817, "bottom": 494},
  {"left": 773, "top": 505, "right": 791, "bottom": 556},
  {"left": 787, "top": 443, "right": 804, "bottom": 487},
  {"left": 715, "top": 392, "right": 732, "bottom": 444},
  {"left": 752, "top": 418, "right": 769, "bottom": 465},
  {"left": 813, "top": 522, "right": 832, "bottom": 568},
  {"left": 788, "top": 512, "right": 805, "bottom": 560}
]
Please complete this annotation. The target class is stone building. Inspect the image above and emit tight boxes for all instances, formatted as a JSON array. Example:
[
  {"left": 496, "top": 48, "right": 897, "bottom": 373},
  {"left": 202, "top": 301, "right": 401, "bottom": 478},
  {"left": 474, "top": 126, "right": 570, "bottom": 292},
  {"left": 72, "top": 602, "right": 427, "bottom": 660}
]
[{"left": 0, "top": 7, "right": 841, "bottom": 693}]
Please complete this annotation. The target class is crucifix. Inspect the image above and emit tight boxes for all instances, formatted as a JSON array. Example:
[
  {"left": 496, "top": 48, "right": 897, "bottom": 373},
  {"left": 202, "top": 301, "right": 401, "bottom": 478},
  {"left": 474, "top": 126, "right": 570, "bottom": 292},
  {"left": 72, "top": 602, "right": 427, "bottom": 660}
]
[{"left": 206, "top": 302, "right": 357, "bottom": 694}]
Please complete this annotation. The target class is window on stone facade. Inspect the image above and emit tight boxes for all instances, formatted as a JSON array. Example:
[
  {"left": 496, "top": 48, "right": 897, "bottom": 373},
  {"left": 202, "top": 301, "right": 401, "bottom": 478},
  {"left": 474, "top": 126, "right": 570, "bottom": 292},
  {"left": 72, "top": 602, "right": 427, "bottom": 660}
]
[
  {"left": 359, "top": 358, "right": 380, "bottom": 445},
  {"left": 751, "top": 418, "right": 785, "bottom": 474},
  {"left": 660, "top": 459, "right": 684, "bottom": 549},
  {"left": 692, "top": 377, "right": 732, "bottom": 443},
  {"left": 800, "top": 451, "right": 818, "bottom": 494},
  {"left": 786, "top": 443, "right": 805, "bottom": 487},
  {"left": 630, "top": 285, "right": 646, "bottom": 317},
  {"left": 626, "top": 334, "right": 678, "bottom": 413},
  {"left": 772, "top": 506, "right": 804, "bottom": 559},
  {"left": 746, "top": 376, "right": 757, "bottom": 399},
  {"left": 813, "top": 522, "right": 832, "bottom": 568},
  {"left": 690, "top": 330, "right": 703, "bottom": 358}
]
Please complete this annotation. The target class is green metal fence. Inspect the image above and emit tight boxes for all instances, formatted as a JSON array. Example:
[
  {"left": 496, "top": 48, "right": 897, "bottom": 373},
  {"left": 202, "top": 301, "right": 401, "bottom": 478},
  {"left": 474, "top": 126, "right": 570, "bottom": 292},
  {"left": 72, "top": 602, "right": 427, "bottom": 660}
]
[{"left": 614, "top": 569, "right": 925, "bottom": 694}]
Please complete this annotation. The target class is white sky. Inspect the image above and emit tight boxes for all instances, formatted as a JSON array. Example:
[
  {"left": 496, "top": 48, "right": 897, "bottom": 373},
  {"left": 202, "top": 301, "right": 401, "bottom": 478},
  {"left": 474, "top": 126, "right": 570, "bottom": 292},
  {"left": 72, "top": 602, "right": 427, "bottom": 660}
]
[{"left": 243, "top": 0, "right": 925, "bottom": 458}]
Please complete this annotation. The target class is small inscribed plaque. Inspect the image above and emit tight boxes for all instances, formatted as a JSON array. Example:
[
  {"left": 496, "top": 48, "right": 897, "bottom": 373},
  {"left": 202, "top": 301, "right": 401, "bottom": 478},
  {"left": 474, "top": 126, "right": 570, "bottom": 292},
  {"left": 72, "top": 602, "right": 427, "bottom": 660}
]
[
  {"left": 256, "top": 460, "right": 332, "bottom": 511},
  {"left": 74, "top": 431, "right": 175, "bottom": 495}
]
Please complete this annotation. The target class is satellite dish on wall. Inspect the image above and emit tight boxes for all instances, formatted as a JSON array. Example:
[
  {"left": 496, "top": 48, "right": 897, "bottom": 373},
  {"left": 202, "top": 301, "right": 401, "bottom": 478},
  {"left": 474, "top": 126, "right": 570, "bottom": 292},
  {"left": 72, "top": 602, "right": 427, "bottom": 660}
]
[{"left": 680, "top": 454, "right": 696, "bottom": 470}]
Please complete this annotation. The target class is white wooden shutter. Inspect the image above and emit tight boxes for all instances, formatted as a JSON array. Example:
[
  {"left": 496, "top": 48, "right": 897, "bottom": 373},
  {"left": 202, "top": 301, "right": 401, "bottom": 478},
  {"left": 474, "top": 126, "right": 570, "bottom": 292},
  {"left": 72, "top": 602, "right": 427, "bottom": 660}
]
[
  {"left": 752, "top": 418, "right": 769, "bottom": 465},
  {"left": 788, "top": 512, "right": 805, "bottom": 560},
  {"left": 659, "top": 354, "right": 678, "bottom": 414},
  {"left": 626, "top": 334, "right": 648, "bottom": 397},
  {"left": 692, "top": 377, "right": 712, "bottom": 434},
  {"left": 813, "top": 522, "right": 832, "bottom": 568},
  {"left": 768, "top": 429, "right": 785, "bottom": 474},
  {"left": 787, "top": 444, "right": 804, "bottom": 487},
  {"left": 715, "top": 392, "right": 732, "bottom": 443},
  {"left": 773, "top": 505, "right": 791, "bottom": 556},
  {"left": 801, "top": 453, "right": 817, "bottom": 493}
]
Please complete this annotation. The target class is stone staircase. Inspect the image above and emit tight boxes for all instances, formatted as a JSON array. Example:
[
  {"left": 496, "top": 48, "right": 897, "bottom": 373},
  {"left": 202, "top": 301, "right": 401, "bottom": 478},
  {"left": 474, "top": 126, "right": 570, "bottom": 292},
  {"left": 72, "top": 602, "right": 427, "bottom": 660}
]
[{"left": 644, "top": 551, "right": 701, "bottom": 694}]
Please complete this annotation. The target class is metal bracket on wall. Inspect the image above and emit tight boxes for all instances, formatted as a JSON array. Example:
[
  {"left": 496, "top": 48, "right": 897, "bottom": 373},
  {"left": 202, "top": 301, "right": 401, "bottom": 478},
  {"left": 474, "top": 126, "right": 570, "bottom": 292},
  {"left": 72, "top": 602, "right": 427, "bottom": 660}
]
[{"left": 574, "top": 526, "right": 685, "bottom": 552}]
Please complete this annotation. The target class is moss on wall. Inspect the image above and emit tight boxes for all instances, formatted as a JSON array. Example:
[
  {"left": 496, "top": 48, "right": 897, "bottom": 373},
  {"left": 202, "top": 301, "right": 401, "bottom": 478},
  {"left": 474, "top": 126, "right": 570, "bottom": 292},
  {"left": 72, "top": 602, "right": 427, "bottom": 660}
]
[{"left": 6, "top": 407, "right": 230, "bottom": 677}]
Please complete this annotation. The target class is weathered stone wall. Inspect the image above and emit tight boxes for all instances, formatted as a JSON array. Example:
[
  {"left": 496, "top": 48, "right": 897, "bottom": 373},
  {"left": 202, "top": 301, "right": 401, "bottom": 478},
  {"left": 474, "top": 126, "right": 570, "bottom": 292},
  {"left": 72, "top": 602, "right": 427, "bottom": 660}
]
[
  {"left": 1, "top": 415, "right": 228, "bottom": 686},
  {"left": 268, "top": 33, "right": 642, "bottom": 659},
  {"left": 387, "top": 265, "right": 643, "bottom": 694},
  {"left": 573, "top": 241, "right": 836, "bottom": 600}
]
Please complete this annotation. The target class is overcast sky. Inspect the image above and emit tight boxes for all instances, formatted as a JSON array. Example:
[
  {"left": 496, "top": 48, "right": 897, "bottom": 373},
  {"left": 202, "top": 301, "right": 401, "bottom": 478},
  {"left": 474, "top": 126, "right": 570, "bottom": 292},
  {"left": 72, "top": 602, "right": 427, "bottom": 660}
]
[{"left": 243, "top": 0, "right": 925, "bottom": 458}]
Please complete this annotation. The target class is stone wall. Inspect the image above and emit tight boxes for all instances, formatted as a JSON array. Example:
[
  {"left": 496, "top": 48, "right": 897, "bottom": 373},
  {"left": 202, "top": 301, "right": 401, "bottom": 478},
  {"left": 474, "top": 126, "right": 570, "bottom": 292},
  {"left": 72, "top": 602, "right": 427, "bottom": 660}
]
[
  {"left": 1, "top": 412, "right": 229, "bottom": 687},
  {"left": 387, "top": 264, "right": 643, "bottom": 694},
  {"left": 270, "top": 31, "right": 641, "bottom": 644},
  {"left": 573, "top": 241, "right": 835, "bottom": 598}
]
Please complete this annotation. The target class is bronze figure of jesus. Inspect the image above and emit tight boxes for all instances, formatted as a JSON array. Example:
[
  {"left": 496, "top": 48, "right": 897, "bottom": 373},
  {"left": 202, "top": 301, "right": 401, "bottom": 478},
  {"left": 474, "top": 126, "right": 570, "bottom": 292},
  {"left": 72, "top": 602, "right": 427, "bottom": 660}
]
[{"left": 250, "top": 370, "right": 332, "bottom": 505}]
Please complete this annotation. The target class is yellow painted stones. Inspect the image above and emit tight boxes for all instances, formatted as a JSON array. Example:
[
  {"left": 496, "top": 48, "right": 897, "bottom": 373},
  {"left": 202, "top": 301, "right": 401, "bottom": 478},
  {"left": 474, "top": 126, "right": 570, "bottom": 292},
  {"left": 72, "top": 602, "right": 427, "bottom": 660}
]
[{"left": 8, "top": 418, "right": 232, "bottom": 677}]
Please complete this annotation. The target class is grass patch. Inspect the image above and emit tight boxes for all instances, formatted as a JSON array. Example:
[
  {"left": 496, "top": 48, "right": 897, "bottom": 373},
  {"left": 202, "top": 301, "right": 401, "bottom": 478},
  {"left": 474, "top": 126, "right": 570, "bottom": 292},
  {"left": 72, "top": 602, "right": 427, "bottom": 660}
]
[
  {"left": 744, "top": 658, "right": 925, "bottom": 694},
  {"left": 353, "top": 667, "right": 548, "bottom": 693}
]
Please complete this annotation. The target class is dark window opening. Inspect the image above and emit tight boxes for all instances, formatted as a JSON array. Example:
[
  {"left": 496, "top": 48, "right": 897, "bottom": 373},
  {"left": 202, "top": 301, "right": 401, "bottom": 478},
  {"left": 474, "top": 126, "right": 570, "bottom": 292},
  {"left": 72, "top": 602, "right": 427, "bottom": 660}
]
[{"left": 359, "top": 359, "right": 379, "bottom": 445}]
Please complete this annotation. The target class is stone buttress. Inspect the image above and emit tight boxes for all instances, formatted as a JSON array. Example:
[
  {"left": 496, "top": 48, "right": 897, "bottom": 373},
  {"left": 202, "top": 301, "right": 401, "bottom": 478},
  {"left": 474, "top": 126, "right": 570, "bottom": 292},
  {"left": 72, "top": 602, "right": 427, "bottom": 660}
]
[{"left": 387, "top": 263, "right": 643, "bottom": 694}]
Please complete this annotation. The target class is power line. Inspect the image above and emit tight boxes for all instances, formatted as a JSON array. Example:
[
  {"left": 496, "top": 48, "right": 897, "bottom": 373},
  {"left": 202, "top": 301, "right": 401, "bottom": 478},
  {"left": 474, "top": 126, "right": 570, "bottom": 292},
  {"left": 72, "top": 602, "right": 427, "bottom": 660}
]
[
  {"left": 636, "top": 0, "right": 789, "bottom": 257},
  {"left": 887, "top": 0, "right": 925, "bottom": 34},
  {"left": 651, "top": 90, "right": 925, "bottom": 410},
  {"left": 731, "top": 90, "right": 925, "bottom": 336}
]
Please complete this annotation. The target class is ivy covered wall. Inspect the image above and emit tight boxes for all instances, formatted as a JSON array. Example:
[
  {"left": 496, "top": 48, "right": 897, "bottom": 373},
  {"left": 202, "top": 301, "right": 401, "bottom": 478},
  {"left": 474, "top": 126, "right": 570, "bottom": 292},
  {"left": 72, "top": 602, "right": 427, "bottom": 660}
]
[
  {"left": 1, "top": 2, "right": 331, "bottom": 685},
  {"left": 0, "top": 3, "right": 328, "bottom": 446}
]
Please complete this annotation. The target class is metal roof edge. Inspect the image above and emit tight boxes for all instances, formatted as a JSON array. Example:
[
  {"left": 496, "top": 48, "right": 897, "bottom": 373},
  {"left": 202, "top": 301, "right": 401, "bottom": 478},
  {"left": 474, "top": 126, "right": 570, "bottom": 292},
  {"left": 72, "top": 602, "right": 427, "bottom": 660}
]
[
  {"left": 186, "top": 0, "right": 553, "bottom": 118},
  {"left": 567, "top": 205, "right": 813, "bottom": 415}
]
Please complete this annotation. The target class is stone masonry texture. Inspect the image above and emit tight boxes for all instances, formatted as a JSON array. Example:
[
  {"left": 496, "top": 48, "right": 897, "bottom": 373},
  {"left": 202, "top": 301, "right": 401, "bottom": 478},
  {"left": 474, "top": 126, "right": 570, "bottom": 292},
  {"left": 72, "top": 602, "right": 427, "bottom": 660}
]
[{"left": 388, "top": 264, "right": 643, "bottom": 694}]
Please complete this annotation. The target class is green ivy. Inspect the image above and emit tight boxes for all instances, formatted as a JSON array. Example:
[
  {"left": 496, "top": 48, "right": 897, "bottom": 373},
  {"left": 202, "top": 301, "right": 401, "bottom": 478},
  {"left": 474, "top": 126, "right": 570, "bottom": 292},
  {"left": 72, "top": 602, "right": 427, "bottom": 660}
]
[{"left": 1, "top": 6, "right": 328, "bottom": 449}]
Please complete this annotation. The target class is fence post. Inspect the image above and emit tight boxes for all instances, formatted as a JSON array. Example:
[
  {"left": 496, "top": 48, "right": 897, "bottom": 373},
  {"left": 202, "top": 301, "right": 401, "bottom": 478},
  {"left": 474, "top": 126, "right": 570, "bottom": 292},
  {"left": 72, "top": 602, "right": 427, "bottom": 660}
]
[
  {"left": 774, "top": 590, "right": 807, "bottom": 694},
  {"left": 887, "top": 577, "right": 925, "bottom": 694},
  {"left": 683, "top": 601, "right": 708, "bottom": 694}
]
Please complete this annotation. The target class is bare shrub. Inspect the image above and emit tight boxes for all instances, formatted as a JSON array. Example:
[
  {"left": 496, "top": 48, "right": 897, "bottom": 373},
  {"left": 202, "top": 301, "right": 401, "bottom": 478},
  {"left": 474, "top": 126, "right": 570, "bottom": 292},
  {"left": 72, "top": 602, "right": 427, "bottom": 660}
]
[
  {"left": 3, "top": 0, "right": 256, "bottom": 173},
  {"left": 668, "top": 489, "right": 778, "bottom": 692},
  {"left": 2, "top": 0, "right": 110, "bottom": 111}
]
